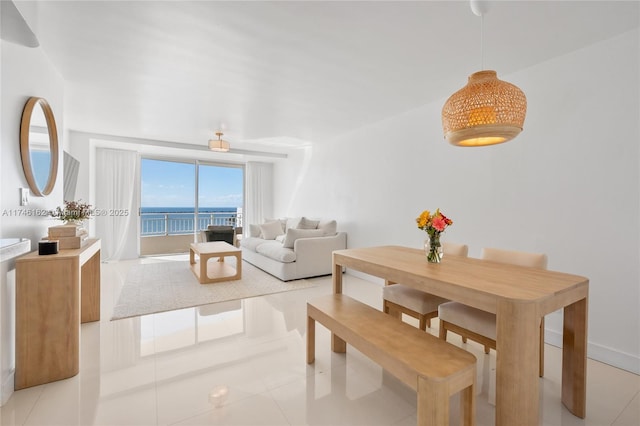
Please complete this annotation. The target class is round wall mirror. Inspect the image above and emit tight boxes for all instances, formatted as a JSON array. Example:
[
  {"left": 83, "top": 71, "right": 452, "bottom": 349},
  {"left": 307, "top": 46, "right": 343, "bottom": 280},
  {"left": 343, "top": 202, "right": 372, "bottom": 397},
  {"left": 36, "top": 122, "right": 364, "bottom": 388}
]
[{"left": 20, "top": 97, "right": 59, "bottom": 196}]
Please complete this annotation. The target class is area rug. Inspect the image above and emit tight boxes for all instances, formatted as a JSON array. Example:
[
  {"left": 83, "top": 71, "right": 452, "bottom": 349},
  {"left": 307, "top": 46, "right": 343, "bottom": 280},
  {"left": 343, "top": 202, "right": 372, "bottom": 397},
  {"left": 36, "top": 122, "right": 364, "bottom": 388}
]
[{"left": 111, "top": 260, "right": 316, "bottom": 320}]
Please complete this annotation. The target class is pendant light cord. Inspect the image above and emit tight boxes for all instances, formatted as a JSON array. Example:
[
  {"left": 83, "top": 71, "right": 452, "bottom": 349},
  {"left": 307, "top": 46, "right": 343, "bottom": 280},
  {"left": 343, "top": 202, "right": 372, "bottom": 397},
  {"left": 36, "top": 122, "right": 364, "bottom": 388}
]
[{"left": 480, "top": 13, "right": 484, "bottom": 70}]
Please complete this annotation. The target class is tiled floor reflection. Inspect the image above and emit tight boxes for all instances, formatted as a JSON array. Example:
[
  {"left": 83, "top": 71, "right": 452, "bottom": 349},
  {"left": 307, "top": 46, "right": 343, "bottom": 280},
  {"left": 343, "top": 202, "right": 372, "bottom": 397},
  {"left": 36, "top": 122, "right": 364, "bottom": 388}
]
[{"left": 1, "top": 255, "right": 638, "bottom": 425}]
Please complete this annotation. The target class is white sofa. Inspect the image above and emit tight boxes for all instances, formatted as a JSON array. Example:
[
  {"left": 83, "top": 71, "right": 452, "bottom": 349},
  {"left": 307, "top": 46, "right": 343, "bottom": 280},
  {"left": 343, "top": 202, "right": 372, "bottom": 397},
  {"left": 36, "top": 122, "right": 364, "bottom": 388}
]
[{"left": 241, "top": 217, "right": 347, "bottom": 281}]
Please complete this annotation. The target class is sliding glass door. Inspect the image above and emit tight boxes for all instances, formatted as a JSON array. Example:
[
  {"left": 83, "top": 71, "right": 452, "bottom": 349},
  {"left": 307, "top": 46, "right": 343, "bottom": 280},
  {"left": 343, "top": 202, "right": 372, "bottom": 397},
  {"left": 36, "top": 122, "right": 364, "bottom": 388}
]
[
  {"left": 140, "top": 157, "right": 244, "bottom": 255},
  {"left": 140, "top": 158, "right": 196, "bottom": 238},
  {"left": 197, "top": 163, "right": 244, "bottom": 230}
]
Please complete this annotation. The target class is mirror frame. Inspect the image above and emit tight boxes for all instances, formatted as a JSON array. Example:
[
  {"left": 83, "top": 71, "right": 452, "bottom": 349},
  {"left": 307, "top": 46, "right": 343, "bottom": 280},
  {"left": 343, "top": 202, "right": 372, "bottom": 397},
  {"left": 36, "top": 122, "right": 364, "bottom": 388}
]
[{"left": 19, "top": 97, "right": 59, "bottom": 196}]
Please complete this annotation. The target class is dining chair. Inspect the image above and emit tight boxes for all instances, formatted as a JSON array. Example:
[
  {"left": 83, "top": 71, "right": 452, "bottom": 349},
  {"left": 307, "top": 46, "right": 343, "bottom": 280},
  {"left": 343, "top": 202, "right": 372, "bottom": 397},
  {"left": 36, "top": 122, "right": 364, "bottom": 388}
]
[
  {"left": 438, "top": 247, "right": 548, "bottom": 376},
  {"left": 382, "top": 242, "right": 469, "bottom": 331}
]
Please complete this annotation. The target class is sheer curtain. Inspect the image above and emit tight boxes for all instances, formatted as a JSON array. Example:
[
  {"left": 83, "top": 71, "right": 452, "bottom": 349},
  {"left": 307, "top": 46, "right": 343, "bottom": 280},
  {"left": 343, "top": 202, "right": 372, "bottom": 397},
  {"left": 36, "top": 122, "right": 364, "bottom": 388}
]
[
  {"left": 245, "top": 162, "right": 273, "bottom": 229},
  {"left": 95, "top": 148, "right": 139, "bottom": 261}
]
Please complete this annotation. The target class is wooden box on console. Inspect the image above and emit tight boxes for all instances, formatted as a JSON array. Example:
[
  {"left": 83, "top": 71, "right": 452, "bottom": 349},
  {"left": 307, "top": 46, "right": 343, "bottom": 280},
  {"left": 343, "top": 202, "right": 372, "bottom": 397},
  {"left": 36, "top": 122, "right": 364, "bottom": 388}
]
[{"left": 47, "top": 224, "right": 84, "bottom": 238}]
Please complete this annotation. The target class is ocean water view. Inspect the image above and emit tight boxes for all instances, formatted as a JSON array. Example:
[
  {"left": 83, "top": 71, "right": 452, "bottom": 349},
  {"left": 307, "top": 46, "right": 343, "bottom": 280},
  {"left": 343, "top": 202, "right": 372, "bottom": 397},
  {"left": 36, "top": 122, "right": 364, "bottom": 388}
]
[{"left": 140, "top": 207, "right": 242, "bottom": 236}]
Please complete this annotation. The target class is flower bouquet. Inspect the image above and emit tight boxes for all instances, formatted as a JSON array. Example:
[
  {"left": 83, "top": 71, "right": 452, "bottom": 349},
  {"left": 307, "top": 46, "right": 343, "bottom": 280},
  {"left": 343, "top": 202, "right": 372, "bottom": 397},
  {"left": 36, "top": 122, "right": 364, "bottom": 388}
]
[
  {"left": 50, "top": 200, "right": 92, "bottom": 224},
  {"left": 416, "top": 209, "right": 453, "bottom": 263}
]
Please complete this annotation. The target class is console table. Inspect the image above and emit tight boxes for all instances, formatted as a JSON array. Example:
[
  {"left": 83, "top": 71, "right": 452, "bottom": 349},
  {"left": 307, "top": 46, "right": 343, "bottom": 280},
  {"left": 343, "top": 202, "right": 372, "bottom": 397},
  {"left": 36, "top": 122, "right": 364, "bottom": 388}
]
[{"left": 15, "top": 238, "right": 101, "bottom": 389}]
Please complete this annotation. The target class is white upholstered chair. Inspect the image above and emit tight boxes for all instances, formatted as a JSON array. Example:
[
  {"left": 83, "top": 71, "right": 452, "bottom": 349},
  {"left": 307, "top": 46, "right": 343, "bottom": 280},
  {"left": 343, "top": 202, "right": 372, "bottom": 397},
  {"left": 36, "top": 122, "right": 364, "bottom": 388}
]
[
  {"left": 382, "top": 242, "right": 469, "bottom": 330},
  {"left": 438, "top": 247, "right": 548, "bottom": 376}
]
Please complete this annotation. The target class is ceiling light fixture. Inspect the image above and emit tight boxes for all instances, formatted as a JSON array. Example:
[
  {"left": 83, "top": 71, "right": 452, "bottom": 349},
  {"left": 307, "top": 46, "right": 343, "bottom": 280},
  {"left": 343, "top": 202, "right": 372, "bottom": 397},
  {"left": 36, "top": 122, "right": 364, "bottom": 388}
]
[
  {"left": 441, "top": 0, "right": 527, "bottom": 147},
  {"left": 208, "top": 131, "right": 230, "bottom": 152}
]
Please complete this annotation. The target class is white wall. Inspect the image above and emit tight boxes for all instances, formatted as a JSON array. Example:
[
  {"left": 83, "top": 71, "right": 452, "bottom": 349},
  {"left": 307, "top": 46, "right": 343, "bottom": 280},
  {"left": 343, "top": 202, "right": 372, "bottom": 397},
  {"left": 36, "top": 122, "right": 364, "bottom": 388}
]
[
  {"left": 0, "top": 41, "right": 64, "bottom": 242},
  {"left": 0, "top": 40, "right": 64, "bottom": 403},
  {"left": 273, "top": 30, "right": 640, "bottom": 374}
]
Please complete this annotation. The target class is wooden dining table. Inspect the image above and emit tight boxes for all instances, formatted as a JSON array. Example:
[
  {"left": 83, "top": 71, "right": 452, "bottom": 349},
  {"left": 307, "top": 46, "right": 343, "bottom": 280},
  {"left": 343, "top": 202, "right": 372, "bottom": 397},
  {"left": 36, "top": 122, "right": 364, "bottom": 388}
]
[{"left": 331, "top": 246, "right": 589, "bottom": 426}]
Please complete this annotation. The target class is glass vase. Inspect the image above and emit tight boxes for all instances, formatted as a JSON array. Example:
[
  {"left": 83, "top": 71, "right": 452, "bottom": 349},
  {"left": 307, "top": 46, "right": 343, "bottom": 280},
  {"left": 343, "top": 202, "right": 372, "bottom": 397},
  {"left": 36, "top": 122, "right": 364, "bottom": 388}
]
[{"left": 424, "top": 234, "right": 443, "bottom": 263}]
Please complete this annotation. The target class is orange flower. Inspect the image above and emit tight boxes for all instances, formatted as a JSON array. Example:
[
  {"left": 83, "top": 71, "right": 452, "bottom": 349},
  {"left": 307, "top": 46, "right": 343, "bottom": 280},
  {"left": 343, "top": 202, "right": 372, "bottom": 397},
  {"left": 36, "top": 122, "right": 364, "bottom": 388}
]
[
  {"left": 416, "top": 208, "right": 452, "bottom": 234},
  {"left": 440, "top": 213, "right": 453, "bottom": 226}
]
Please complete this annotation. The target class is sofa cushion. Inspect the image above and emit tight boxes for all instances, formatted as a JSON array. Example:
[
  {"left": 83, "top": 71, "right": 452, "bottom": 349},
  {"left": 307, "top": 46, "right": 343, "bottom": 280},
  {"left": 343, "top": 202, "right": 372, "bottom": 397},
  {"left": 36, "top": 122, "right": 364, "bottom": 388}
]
[
  {"left": 298, "top": 217, "right": 320, "bottom": 229},
  {"left": 283, "top": 228, "right": 325, "bottom": 249},
  {"left": 241, "top": 237, "right": 266, "bottom": 252},
  {"left": 317, "top": 220, "right": 337, "bottom": 236},
  {"left": 255, "top": 241, "right": 296, "bottom": 263},
  {"left": 260, "top": 221, "right": 285, "bottom": 240}
]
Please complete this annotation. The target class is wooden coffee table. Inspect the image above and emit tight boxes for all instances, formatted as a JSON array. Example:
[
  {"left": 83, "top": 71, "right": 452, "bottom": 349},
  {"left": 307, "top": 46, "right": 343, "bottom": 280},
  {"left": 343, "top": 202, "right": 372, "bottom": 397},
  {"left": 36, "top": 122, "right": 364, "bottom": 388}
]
[{"left": 189, "top": 241, "right": 242, "bottom": 284}]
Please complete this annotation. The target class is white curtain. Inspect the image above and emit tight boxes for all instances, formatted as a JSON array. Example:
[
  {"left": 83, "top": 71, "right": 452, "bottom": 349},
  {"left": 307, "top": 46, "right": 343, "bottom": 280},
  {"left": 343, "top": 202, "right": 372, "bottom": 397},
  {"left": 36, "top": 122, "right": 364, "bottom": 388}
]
[
  {"left": 95, "top": 148, "right": 139, "bottom": 261},
  {"left": 245, "top": 162, "right": 273, "bottom": 228}
]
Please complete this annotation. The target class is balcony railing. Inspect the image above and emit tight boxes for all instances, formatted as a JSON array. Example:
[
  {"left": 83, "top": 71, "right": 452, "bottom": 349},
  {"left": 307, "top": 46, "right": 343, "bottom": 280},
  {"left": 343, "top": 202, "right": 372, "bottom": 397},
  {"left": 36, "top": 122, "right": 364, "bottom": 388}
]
[{"left": 141, "top": 211, "right": 242, "bottom": 236}]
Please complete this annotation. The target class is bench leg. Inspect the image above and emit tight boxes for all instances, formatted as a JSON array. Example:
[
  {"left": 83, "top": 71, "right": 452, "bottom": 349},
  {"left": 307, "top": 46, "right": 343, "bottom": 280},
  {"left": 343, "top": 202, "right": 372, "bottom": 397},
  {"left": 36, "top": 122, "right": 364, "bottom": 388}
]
[
  {"left": 461, "top": 376, "right": 476, "bottom": 426},
  {"left": 417, "top": 376, "right": 449, "bottom": 426},
  {"left": 307, "top": 315, "right": 315, "bottom": 364}
]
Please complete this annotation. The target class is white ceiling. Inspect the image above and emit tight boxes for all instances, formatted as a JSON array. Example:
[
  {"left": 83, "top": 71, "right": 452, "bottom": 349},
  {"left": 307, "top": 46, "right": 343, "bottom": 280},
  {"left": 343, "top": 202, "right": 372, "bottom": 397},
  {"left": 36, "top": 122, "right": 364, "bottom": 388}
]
[{"left": 14, "top": 0, "right": 640, "bottom": 153}]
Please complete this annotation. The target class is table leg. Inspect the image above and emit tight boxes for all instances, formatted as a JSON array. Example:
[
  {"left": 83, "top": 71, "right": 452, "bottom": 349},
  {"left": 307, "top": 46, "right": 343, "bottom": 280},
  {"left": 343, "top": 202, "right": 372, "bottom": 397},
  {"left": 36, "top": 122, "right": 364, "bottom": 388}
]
[
  {"left": 331, "top": 260, "right": 346, "bottom": 352},
  {"left": 189, "top": 247, "right": 195, "bottom": 265},
  {"left": 200, "top": 254, "right": 208, "bottom": 281},
  {"left": 235, "top": 253, "right": 242, "bottom": 278},
  {"left": 496, "top": 300, "right": 539, "bottom": 426},
  {"left": 307, "top": 314, "right": 315, "bottom": 364},
  {"left": 562, "top": 297, "right": 588, "bottom": 418},
  {"left": 332, "top": 260, "right": 343, "bottom": 294}
]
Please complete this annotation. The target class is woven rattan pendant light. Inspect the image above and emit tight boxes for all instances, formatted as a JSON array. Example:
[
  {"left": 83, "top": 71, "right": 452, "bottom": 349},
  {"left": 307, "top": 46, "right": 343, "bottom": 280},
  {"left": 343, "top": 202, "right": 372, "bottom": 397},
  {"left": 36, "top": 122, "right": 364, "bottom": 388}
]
[{"left": 442, "top": 1, "right": 527, "bottom": 147}]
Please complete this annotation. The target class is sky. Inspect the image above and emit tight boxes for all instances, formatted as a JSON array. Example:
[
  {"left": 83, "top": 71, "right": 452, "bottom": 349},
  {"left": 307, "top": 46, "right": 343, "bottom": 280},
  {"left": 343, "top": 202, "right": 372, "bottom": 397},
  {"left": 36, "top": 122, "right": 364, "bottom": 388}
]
[
  {"left": 141, "top": 158, "right": 243, "bottom": 208},
  {"left": 31, "top": 151, "right": 51, "bottom": 190}
]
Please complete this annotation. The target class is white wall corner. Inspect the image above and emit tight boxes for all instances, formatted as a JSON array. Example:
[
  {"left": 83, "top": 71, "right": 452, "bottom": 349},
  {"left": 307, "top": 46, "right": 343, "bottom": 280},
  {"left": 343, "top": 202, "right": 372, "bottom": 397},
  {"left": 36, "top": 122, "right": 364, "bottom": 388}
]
[{"left": 0, "top": 370, "right": 14, "bottom": 406}]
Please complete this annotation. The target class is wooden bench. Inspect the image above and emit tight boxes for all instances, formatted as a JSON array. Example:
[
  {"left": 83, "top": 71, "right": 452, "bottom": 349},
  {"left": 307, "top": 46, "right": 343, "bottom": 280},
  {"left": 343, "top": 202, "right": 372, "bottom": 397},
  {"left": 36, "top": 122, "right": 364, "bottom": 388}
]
[{"left": 307, "top": 294, "right": 477, "bottom": 426}]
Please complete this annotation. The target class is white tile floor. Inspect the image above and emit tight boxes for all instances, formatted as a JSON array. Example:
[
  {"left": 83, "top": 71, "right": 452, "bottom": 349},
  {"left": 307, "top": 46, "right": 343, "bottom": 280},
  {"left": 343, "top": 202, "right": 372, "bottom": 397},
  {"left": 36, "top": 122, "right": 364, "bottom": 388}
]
[{"left": 2, "top": 255, "right": 639, "bottom": 426}]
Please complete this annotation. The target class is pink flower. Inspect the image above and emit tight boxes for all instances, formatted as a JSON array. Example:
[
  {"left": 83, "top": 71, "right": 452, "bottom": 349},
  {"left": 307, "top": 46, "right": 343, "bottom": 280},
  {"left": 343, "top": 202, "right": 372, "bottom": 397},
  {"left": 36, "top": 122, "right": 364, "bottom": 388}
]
[{"left": 432, "top": 216, "right": 447, "bottom": 232}]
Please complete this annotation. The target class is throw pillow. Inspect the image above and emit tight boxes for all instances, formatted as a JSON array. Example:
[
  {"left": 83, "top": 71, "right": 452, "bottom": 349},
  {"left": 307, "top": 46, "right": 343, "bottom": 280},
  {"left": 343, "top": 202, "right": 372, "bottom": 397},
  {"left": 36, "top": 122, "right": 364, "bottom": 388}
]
[
  {"left": 265, "top": 217, "right": 287, "bottom": 231},
  {"left": 297, "top": 217, "right": 320, "bottom": 229},
  {"left": 285, "top": 217, "right": 301, "bottom": 231},
  {"left": 260, "top": 221, "right": 284, "bottom": 240},
  {"left": 248, "top": 224, "right": 261, "bottom": 238},
  {"left": 317, "top": 220, "right": 337, "bottom": 236},
  {"left": 283, "top": 228, "right": 324, "bottom": 248}
]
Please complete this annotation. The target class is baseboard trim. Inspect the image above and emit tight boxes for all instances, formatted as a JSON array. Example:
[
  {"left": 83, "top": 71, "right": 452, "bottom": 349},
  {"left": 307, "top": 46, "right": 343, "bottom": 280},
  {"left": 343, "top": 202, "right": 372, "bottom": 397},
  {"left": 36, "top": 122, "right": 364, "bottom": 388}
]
[
  {"left": 546, "top": 329, "right": 640, "bottom": 375},
  {"left": 1, "top": 371, "right": 14, "bottom": 406},
  {"left": 345, "top": 271, "right": 640, "bottom": 375}
]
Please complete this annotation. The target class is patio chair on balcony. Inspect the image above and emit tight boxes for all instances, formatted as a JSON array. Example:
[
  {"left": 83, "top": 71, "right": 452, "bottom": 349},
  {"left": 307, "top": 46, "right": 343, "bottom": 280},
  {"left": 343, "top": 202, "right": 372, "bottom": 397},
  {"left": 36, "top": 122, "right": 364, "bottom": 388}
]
[
  {"left": 234, "top": 226, "right": 243, "bottom": 247},
  {"left": 201, "top": 225, "right": 236, "bottom": 246}
]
